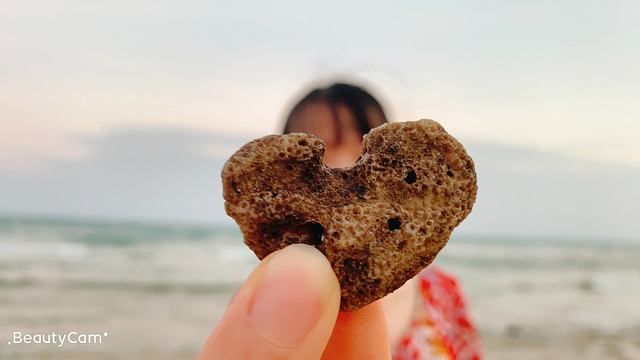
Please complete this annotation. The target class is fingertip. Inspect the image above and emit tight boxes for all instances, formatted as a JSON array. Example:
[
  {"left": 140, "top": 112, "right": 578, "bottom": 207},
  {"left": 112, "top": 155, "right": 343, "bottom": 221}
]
[
  {"left": 199, "top": 244, "right": 341, "bottom": 360},
  {"left": 246, "top": 244, "right": 340, "bottom": 348}
]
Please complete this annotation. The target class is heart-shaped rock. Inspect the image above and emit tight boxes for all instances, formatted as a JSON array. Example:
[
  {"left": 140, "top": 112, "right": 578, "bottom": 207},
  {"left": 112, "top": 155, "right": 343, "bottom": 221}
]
[{"left": 222, "top": 119, "right": 477, "bottom": 311}]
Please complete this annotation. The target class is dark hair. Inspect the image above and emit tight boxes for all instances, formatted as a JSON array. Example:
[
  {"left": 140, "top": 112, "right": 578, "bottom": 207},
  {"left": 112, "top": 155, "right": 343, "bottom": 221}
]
[{"left": 282, "top": 82, "right": 388, "bottom": 142}]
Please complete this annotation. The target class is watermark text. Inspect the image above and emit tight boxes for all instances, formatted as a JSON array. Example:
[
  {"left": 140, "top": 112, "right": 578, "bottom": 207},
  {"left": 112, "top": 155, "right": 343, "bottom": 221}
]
[{"left": 8, "top": 331, "right": 108, "bottom": 347}]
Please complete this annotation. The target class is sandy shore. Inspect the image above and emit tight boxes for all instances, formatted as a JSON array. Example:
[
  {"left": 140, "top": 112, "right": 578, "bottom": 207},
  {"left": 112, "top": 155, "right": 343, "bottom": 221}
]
[
  {"left": 3, "top": 234, "right": 640, "bottom": 359},
  {"left": 2, "top": 282, "right": 639, "bottom": 360},
  {"left": 482, "top": 327, "right": 640, "bottom": 360}
]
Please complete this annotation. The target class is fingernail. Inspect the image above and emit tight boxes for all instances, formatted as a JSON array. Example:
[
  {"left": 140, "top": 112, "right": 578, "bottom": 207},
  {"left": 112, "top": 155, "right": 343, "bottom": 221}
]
[{"left": 246, "top": 245, "right": 336, "bottom": 348}]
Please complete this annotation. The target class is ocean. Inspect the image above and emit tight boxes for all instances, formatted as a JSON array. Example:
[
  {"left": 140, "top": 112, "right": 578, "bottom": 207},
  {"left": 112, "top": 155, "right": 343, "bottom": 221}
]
[{"left": 0, "top": 216, "right": 639, "bottom": 359}]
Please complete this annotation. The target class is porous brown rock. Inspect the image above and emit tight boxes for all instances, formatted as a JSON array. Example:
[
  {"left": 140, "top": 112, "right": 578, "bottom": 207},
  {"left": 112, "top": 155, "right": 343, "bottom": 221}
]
[{"left": 222, "top": 119, "right": 477, "bottom": 311}]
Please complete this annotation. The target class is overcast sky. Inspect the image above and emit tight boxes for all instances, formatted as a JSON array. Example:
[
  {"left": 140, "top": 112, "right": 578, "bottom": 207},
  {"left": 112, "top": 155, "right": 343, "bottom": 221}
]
[{"left": 1, "top": 1, "right": 639, "bottom": 239}]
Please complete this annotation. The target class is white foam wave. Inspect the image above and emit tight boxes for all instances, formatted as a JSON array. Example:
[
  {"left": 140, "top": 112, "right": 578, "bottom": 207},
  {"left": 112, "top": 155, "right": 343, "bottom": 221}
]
[{"left": 0, "top": 241, "right": 90, "bottom": 260}]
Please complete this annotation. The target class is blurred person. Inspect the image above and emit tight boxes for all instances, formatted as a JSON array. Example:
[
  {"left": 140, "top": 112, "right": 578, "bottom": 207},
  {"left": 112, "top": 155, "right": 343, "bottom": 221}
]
[{"left": 199, "top": 82, "right": 482, "bottom": 360}]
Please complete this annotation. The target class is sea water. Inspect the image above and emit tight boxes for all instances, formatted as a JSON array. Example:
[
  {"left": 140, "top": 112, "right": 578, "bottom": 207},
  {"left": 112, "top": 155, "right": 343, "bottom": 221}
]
[{"left": 0, "top": 216, "right": 639, "bottom": 359}]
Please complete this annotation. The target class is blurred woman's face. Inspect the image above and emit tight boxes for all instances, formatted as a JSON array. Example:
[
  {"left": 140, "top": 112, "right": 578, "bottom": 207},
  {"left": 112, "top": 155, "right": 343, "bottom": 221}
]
[{"left": 288, "top": 102, "right": 364, "bottom": 168}]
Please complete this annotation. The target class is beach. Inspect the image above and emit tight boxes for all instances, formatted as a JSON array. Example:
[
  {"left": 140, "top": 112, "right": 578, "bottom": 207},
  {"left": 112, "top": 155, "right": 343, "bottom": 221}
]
[{"left": 1, "top": 217, "right": 639, "bottom": 359}]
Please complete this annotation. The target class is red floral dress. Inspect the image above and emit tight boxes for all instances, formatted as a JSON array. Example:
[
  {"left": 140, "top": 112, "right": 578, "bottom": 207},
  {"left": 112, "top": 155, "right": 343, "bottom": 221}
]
[{"left": 393, "top": 266, "right": 483, "bottom": 360}]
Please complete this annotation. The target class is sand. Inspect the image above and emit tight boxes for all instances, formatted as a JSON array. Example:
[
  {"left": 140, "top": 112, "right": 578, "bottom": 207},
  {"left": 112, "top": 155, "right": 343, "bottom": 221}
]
[{"left": 2, "top": 273, "right": 639, "bottom": 360}]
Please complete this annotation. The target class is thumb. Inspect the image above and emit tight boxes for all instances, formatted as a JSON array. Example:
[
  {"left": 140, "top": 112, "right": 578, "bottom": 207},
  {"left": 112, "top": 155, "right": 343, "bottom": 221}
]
[{"left": 198, "top": 244, "right": 341, "bottom": 360}]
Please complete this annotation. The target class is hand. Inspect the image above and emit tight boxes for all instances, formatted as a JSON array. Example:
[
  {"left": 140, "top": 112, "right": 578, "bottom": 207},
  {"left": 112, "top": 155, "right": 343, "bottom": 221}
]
[{"left": 198, "top": 244, "right": 391, "bottom": 360}]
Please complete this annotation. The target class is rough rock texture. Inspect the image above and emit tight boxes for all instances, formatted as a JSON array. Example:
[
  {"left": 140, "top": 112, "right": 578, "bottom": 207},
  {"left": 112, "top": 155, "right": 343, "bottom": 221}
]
[{"left": 222, "top": 119, "right": 477, "bottom": 311}]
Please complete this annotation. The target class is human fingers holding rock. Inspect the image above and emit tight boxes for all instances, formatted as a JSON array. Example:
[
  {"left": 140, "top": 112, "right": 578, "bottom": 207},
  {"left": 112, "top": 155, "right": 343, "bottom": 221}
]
[{"left": 198, "top": 244, "right": 391, "bottom": 360}]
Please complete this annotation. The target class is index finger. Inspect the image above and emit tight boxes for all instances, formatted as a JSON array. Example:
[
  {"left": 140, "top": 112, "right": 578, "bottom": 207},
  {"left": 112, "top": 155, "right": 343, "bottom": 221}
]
[{"left": 321, "top": 300, "right": 392, "bottom": 360}]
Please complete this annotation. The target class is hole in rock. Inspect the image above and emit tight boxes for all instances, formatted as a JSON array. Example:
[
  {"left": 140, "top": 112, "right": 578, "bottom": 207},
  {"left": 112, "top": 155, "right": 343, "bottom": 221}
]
[
  {"left": 307, "top": 222, "right": 325, "bottom": 245},
  {"left": 388, "top": 218, "right": 401, "bottom": 231},
  {"left": 404, "top": 170, "right": 417, "bottom": 184},
  {"left": 282, "top": 221, "right": 325, "bottom": 247}
]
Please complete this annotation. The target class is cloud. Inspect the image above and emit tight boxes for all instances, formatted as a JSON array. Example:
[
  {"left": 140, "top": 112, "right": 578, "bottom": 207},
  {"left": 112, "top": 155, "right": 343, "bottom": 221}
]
[
  {"left": 460, "top": 141, "right": 640, "bottom": 239},
  {"left": 0, "top": 126, "right": 252, "bottom": 224},
  {"left": 1, "top": 126, "right": 639, "bottom": 239}
]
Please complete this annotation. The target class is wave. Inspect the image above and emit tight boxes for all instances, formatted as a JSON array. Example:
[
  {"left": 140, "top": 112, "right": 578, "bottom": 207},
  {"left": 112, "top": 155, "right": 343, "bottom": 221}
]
[
  {"left": 0, "top": 277, "right": 239, "bottom": 294},
  {"left": 0, "top": 215, "right": 243, "bottom": 247}
]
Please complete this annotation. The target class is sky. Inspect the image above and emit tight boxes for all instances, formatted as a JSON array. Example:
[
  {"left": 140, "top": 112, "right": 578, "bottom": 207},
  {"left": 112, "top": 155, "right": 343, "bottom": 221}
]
[{"left": 1, "top": 1, "right": 639, "bottom": 239}]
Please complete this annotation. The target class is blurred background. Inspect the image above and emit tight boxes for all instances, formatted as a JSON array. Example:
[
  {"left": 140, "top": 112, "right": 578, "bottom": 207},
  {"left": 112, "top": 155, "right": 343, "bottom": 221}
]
[{"left": 1, "top": 1, "right": 639, "bottom": 359}]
